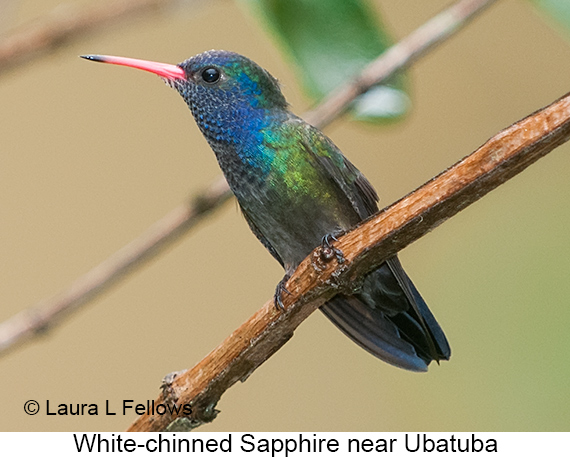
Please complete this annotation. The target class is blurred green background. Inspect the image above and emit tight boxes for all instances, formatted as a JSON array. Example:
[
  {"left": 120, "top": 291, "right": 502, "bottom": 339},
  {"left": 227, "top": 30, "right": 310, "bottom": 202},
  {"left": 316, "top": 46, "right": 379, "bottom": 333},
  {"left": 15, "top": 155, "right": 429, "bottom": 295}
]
[{"left": 1, "top": 0, "right": 570, "bottom": 432}]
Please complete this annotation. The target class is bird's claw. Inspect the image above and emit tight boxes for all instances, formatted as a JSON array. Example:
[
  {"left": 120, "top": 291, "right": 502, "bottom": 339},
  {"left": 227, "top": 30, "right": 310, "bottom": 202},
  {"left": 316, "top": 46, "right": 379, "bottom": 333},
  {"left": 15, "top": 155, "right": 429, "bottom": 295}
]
[
  {"left": 320, "top": 233, "right": 345, "bottom": 264},
  {"left": 274, "top": 274, "right": 292, "bottom": 311}
]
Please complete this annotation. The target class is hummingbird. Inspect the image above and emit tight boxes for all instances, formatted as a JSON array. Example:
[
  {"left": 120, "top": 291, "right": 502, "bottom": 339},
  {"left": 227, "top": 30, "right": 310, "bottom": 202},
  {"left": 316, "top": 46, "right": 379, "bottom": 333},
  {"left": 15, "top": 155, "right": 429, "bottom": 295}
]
[{"left": 82, "top": 50, "right": 450, "bottom": 371}]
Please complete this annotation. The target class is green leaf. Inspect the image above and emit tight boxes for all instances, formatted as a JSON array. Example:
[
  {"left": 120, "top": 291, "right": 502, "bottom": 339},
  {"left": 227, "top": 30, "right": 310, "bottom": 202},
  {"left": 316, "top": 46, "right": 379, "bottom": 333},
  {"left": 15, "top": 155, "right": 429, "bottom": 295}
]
[
  {"left": 239, "top": 0, "right": 410, "bottom": 122},
  {"left": 529, "top": 0, "right": 570, "bottom": 36}
]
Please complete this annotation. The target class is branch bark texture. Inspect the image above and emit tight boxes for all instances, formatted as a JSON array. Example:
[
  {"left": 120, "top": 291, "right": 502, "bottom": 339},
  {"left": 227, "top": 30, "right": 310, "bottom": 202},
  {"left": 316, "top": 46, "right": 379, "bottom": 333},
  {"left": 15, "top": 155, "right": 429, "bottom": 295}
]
[{"left": 128, "top": 91, "right": 570, "bottom": 432}]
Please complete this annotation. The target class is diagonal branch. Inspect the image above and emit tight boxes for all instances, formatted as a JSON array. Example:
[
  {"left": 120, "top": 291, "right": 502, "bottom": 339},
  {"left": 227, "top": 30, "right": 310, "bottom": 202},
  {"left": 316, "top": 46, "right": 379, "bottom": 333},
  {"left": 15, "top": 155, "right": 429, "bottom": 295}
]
[
  {"left": 0, "top": 0, "right": 187, "bottom": 75},
  {"left": 128, "top": 91, "right": 570, "bottom": 432},
  {"left": 0, "top": 0, "right": 497, "bottom": 358},
  {"left": 0, "top": 177, "right": 231, "bottom": 355},
  {"left": 305, "top": 0, "right": 498, "bottom": 127}
]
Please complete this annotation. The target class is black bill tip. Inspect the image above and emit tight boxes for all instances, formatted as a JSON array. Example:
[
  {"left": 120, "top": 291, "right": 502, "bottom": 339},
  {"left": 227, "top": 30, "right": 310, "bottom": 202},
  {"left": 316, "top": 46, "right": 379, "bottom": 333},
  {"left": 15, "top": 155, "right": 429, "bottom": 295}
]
[{"left": 80, "top": 55, "right": 106, "bottom": 63}]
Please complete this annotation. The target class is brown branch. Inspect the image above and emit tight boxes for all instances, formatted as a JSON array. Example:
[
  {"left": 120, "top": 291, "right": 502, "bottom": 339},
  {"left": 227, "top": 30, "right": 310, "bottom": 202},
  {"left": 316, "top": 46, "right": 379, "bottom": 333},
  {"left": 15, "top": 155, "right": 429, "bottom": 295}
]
[
  {"left": 0, "top": 177, "right": 231, "bottom": 355},
  {"left": 128, "top": 91, "right": 570, "bottom": 432},
  {"left": 0, "top": 0, "right": 496, "bottom": 358},
  {"left": 305, "top": 0, "right": 498, "bottom": 127},
  {"left": 0, "top": 0, "right": 183, "bottom": 75}
]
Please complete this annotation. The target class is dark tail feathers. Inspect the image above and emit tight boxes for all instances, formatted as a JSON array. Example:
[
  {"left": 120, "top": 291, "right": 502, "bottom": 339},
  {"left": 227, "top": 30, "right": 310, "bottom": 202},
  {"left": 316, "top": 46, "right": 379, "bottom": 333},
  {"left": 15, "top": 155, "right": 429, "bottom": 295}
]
[{"left": 320, "top": 257, "right": 450, "bottom": 372}]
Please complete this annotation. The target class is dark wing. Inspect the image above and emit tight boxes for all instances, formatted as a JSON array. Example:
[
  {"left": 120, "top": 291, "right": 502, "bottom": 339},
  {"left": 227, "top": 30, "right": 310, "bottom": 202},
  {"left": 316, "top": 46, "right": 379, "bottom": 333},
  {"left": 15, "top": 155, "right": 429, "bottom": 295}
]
[
  {"left": 295, "top": 119, "right": 379, "bottom": 219},
  {"left": 295, "top": 120, "right": 450, "bottom": 370}
]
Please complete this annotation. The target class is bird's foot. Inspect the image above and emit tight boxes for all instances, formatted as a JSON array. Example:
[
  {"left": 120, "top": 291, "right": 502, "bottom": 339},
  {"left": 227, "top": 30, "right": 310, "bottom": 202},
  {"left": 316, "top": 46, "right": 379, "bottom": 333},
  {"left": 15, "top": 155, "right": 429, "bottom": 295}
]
[
  {"left": 274, "top": 273, "right": 292, "bottom": 311},
  {"left": 320, "top": 233, "right": 345, "bottom": 264}
]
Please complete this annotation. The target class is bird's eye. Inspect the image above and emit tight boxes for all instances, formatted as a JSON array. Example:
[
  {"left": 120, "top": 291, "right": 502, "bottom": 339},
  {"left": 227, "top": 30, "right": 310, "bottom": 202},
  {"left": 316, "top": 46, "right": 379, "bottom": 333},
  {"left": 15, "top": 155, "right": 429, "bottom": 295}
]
[{"left": 201, "top": 67, "right": 220, "bottom": 83}]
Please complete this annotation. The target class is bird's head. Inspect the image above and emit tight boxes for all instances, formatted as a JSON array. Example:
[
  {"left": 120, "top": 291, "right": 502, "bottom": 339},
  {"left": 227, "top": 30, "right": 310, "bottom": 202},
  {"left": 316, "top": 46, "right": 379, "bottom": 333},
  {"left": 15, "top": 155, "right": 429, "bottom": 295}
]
[{"left": 81, "top": 50, "right": 288, "bottom": 115}]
